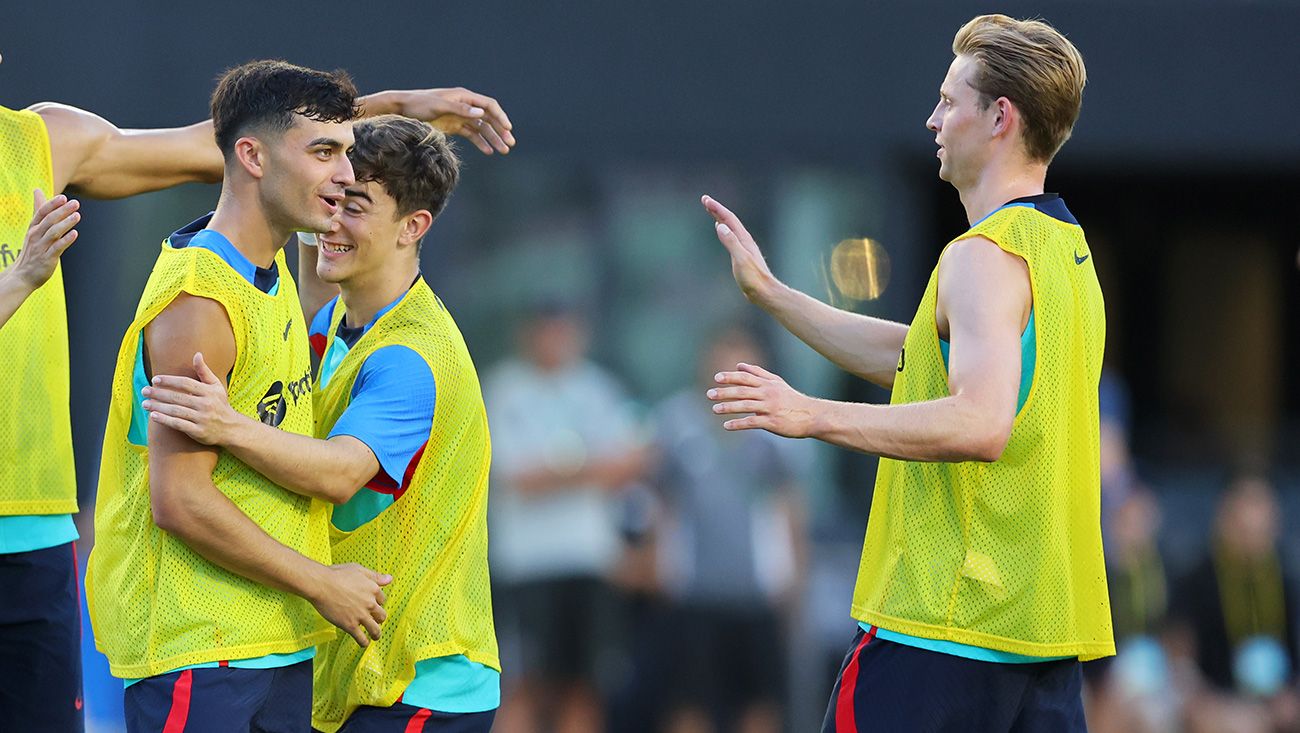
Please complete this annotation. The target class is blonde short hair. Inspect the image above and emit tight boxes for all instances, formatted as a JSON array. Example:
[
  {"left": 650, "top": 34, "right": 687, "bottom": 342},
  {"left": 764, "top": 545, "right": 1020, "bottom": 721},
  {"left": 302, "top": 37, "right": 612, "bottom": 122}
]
[{"left": 953, "top": 14, "right": 1087, "bottom": 163}]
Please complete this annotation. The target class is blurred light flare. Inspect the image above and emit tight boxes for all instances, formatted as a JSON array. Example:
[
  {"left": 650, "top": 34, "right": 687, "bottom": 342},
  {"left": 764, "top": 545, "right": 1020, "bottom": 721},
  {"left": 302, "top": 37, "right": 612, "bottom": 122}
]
[{"left": 829, "top": 237, "right": 891, "bottom": 302}]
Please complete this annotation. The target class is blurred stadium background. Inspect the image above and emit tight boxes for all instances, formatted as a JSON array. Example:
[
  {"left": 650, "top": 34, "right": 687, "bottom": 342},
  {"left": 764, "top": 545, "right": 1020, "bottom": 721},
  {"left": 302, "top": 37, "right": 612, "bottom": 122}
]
[{"left": 4, "top": 1, "right": 1299, "bottom": 731}]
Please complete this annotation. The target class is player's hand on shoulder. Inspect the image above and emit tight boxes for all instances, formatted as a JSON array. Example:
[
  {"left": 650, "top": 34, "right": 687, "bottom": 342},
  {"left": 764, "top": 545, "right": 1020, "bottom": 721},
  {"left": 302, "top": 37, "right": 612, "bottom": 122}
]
[
  {"left": 12, "top": 190, "right": 79, "bottom": 291},
  {"left": 310, "top": 563, "right": 393, "bottom": 648},
  {"left": 142, "top": 352, "right": 241, "bottom": 446},
  {"left": 707, "top": 362, "right": 816, "bottom": 439},
  {"left": 401, "top": 87, "right": 515, "bottom": 155},
  {"left": 701, "top": 195, "right": 779, "bottom": 305}
]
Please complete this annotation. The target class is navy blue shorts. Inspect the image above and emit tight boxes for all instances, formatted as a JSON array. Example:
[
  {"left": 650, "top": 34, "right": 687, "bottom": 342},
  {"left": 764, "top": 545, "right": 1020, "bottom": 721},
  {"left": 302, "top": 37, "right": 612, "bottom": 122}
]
[
  {"left": 0, "top": 541, "right": 83, "bottom": 732},
  {"left": 821, "top": 626, "right": 1085, "bottom": 733},
  {"left": 125, "top": 659, "right": 312, "bottom": 733},
  {"left": 335, "top": 703, "right": 495, "bottom": 733}
]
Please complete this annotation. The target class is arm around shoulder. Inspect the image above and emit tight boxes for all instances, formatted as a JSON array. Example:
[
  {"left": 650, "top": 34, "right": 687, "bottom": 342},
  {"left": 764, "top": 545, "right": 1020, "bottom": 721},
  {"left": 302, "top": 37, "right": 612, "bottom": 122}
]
[{"left": 33, "top": 103, "right": 222, "bottom": 199}]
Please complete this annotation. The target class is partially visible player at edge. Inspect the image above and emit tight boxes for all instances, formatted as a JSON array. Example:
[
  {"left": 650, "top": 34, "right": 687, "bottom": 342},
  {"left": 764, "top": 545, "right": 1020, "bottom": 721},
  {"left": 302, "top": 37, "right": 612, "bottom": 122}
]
[
  {"left": 703, "top": 15, "right": 1110, "bottom": 732},
  {"left": 0, "top": 45, "right": 511, "bottom": 731},
  {"left": 81, "top": 60, "right": 509, "bottom": 732},
  {"left": 144, "top": 116, "right": 499, "bottom": 732}
]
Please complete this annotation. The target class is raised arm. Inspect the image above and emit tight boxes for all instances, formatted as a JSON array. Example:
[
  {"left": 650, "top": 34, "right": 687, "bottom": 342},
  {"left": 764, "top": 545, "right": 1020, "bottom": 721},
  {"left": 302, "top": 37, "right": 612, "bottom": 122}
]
[
  {"left": 144, "top": 295, "right": 389, "bottom": 646},
  {"left": 708, "top": 237, "right": 1029, "bottom": 463},
  {"left": 701, "top": 196, "right": 908, "bottom": 389},
  {"left": 34, "top": 86, "right": 515, "bottom": 200},
  {"left": 0, "top": 192, "right": 79, "bottom": 329},
  {"left": 34, "top": 103, "right": 223, "bottom": 199}
]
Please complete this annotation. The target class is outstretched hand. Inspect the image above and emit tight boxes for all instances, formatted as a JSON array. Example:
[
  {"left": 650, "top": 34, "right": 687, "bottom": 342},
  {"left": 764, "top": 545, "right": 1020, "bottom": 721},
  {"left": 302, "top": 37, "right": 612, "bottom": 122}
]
[
  {"left": 399, "top": 87, "right": 515, "bottom": 155},
  {"left": 13, "top": 190, "right": 79, "bottom": 290},
  {"left": 701, "top": 195, "right": 779, "bottom": 304},
  {"left": 142, "top": 352, "right": 243, "bottom": 446},
  {"left": 707, "top": 362, "right": 818, "bottom": 438}
]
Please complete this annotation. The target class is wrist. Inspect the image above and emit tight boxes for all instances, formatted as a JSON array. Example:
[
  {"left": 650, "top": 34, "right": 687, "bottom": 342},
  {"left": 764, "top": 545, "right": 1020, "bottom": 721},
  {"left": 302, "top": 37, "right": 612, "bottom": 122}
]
[{"left": 359, "top": 90, "right": 404, "bottom": 118}]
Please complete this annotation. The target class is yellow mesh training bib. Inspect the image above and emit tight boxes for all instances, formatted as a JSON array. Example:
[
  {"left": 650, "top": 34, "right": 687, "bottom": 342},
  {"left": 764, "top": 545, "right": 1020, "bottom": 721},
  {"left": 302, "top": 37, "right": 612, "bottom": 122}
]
[
  {"left": 0, "top": 106, "right": 75, "bottom": 515},
  {"left": 311, "top": 280, "right": 497, "bottom": 732},
  {"left": 87, "top": 242, "right": 333, "bottom": 678},
  {"left": 851, "top": 204, "right": 1114, "bottom": 660}
]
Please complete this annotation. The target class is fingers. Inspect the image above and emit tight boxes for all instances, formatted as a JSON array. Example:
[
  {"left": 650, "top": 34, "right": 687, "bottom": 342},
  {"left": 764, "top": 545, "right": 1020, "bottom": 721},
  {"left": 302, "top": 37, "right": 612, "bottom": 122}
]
[
  {"left": 474, "top": 118, "right": 511, "bottom": 154},
  {"left": 145, "top": 375, "right": 207, "bottom": 395},
  {"left": 47, "top": 228, "right": 78, "bottom": 258},
  {"left": 371, "top": 570, "right": 394, "bottom": 586},
  {"left": 361, "top": 614, "right": 383, "bottom": 642},
  {"left": 28, "top": 189, "right": 58, "bottom": 227},
  {"left": 455, "top": 89, "right": 514, "bottom": 138},
  {"left": 28, "top": 196, "right": 78, "bottom": 243},
  {"left": 143, "top": 398, "right": 199, "bottom": 422},
  {"left": 737, "top": 362, "right": 779, "bottom": 380},
  {"left": 376, "top": 588, "right": 387, "bottom": 606},
  {"left": 141, "top": 384, "right": 203, "bottom": 409},
  {"left": 458, "top": 122, "right": 495, "bottom": 156},
  {"left": 723, "top": 416, "right": 767, "bottom": 431},
  {"left": 699, "top": 195, "right": 752, "bottom": 241},
  {"left": 713, "top": 399, "right": 765, "bottom": 415},
  {"left": 705, "top": 385, "right": 761, "bottom": 402},
  {"left": 42, "top": 204, "right": 80, "bottom": 245},
  {"left": 713, "top": 370, "right": 764, "bottom": 388},
  {"left": 346, "top": 623, "right": 370, "bottom": 647},
  {"left": 193, "top": 352, "right": 221, "bottom": 385},
  {"left": 146, "top": 410, "right": 202, "bottom": 437}
]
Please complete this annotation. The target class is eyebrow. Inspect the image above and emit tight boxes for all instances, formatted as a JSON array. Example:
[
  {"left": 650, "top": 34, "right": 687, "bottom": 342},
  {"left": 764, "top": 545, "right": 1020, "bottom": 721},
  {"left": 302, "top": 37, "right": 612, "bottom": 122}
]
[
  {"left": 343, "top": 188, "right": 373, "bottom": 203},
  {"left": 308, "top": 137, "right": 346, "bottom": 149}
]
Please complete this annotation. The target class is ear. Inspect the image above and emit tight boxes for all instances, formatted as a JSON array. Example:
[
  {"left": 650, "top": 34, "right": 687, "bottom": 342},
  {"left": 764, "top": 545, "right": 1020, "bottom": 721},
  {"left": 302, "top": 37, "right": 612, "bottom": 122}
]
[
  {"left": 398, "top": 209, "right": 434, "bottom": 250},
  {"left": 990, "top": 97, "right": 1017, "bottom": 139},
  {"left": 233, "top": 136, "right": 266, "bottom": 179}
]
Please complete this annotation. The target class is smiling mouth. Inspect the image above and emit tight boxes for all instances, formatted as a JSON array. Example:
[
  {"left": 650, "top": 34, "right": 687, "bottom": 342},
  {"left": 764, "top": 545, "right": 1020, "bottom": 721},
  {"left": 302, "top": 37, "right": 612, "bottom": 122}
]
[
  {"left": 320, "top": 196, "right": 340, "bottom": 214},
  {"left": 320, "top": 240, "right": 354, "bottom": 254}
]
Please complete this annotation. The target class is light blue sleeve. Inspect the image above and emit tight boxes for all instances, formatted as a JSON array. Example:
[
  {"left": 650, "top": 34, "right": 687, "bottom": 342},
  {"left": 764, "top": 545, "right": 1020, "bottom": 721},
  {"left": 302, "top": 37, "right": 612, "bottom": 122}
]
[{"left": 328, "top": 345, "right": 436, "bottom": 485}]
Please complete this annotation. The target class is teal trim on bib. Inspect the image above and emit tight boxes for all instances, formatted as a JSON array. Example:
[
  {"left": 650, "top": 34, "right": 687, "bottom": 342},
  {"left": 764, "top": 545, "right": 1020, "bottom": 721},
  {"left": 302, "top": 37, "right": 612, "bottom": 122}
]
[
  {"left": 403, "top": 655, "right": 501, "bottom": 713},
  {"left": 122, "top": 647, "right": 316, "bottom": 688},
  {"left": 0, "top": 514, "right": 78, "bottom": 554},
  {"left": 860, "top": 621, "right": 1071, "bottom": 664}
]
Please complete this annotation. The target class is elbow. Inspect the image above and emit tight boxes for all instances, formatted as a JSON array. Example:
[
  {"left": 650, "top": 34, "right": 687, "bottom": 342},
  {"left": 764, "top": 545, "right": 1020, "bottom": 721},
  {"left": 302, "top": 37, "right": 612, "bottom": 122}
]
[
  {"left": 965, "top": 423, "right": 1012, "bottom": 463},
  {"left": 322, "top": 473, "right": 366, "bottom": 505},
  {"left": 150, "top": 482, "right": 196, "bottom": 537}
]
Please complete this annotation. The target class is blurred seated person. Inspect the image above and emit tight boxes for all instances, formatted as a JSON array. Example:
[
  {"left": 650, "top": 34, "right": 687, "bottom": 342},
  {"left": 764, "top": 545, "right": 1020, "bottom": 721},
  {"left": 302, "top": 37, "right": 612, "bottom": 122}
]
[{"left": 1171, "top": 474, "right": 1300, "bottom": 732}]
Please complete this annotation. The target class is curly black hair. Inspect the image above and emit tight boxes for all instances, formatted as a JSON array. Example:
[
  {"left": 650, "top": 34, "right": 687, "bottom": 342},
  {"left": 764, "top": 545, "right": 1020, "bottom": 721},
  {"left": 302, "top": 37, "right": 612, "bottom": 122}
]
[{"left": 211, "top": 59, "right": 360, "bottom": 157}]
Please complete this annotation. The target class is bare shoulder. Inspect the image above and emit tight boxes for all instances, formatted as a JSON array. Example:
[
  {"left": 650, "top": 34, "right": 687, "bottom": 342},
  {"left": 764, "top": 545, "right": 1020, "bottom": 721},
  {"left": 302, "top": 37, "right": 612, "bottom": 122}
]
[
  {"left": 940, "top": 236, "right": 1027, "bottom": 278},
  {"left": 937, "top": 236, "right": 1032, "bottom": 331},
  {"left": 144, "top": 293, "right": 236, "bottom": 380},
  {"left": 27, "top": 103, "right": 112, "bottom": 194}
]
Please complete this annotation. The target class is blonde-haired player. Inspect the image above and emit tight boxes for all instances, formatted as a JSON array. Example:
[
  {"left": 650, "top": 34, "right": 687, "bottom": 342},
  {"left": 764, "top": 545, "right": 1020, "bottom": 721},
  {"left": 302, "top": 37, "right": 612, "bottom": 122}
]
[{"left": 704, "top": 14, "right": 1108, "bottom": 731}]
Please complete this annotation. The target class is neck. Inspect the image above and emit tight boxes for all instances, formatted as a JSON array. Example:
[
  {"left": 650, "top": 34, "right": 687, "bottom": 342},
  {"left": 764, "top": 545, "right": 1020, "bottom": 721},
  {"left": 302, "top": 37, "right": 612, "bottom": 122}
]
[
  {"left": 340, "top": 259, "right": 419, "bottom": 328},
  {"left": 207, "top": 186, "right": 289, "bottom": 269},
  {"left": 957, "top": 157, "right": 1049, "bottom": 226}
]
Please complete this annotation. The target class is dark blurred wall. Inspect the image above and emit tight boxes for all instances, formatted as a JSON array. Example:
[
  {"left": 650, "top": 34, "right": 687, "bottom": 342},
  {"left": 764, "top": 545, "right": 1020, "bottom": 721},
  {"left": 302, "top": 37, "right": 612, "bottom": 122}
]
[{"left": 2, "top": 1, "right": 1297, "bottom": 505}]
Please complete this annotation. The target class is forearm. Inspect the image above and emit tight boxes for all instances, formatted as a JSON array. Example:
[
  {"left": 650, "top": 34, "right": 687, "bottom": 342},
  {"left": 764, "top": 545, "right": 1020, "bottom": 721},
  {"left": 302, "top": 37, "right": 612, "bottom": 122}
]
[
  {"left": 759, "top": 281, "right": 908, "bottom": 389},
  {"left": 226, "top": 419, "right": 372, "bottom": 504},
  {"left": 297, "top": 239, "right": 337, "bottom": 324},
  {"left": 0, "top": 272, "right": 35, "bottom": 330},
  {"left": 158, "top": 479, "right": 325, "bottom": 601},
  {"left": 356, "top": 90, "right": 412, "bottom": 118},
  {"left": 806, "top": 395, "right": 1008, "bottom": 463}
]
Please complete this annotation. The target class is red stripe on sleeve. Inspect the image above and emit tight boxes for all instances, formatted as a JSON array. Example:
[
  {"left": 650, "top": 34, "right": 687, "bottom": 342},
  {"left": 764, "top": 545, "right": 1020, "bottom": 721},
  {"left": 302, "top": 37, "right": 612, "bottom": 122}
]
[
  {"left": 163, "top": 669, "right": 194, "bottom": 733},
  {"left": 835, "top": 626, "right": 877, "bottom": 733},
  {"left": 404, "top": 707, "right": 433, "bottom": 733}
]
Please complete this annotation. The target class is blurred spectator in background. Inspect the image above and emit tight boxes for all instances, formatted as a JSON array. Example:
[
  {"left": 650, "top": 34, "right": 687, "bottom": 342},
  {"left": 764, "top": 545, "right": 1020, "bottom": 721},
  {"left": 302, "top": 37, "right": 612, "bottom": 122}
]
[
  {"left": 1088, "top": 489, "right": 1178, "bottom": 733},
  {"left": 1170, "top": 474, "right": 1300, "bottom": 732},
  {"left": 485, "top": 303, "right": 649, "bottom": 733},
  {"left": 648, "top": 325, "right": 807, "bottom": 733}
]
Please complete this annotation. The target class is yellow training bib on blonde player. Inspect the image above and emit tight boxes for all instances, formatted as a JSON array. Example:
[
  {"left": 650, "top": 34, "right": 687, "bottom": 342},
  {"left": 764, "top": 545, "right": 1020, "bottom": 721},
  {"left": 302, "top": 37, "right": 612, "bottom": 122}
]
[
  {"left": 0, "top": 106, "right": 76, "bottom": 515},
  {"left": 851, "top": 204, "right": 1114, "bottom": 660},
  {"left": 87, "top": 243, "right": 332, "bottom": 679},
  {"left": 311, "top": 279, "right": 497, "bottom": 732}
]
